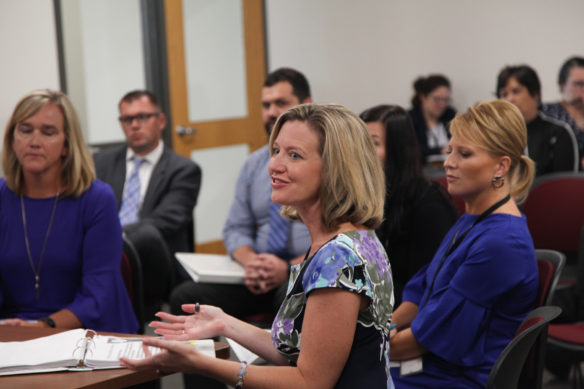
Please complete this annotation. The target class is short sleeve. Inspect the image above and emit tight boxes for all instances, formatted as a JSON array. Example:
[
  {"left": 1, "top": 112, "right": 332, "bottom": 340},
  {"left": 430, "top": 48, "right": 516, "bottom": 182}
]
[{"left": 302, "top": 241, "right": 372, "bottom": 298}]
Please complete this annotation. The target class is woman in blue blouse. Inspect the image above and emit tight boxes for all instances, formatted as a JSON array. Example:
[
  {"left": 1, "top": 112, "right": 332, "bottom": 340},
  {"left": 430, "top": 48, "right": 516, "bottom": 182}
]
[
  {"left": 390, "top": 100, "right": 538, "bottom": 388},
  {"left": 0, "top": 89, "right": 138, "bottom": 333},
  {"left": 122, "top": 104, "right": 394, "bottom": 388}
]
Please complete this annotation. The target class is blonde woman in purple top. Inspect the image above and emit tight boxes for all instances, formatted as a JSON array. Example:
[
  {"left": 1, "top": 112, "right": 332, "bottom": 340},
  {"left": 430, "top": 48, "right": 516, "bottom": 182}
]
[{"left": 0, "top": 89, "right": 138, "bottom": 333}]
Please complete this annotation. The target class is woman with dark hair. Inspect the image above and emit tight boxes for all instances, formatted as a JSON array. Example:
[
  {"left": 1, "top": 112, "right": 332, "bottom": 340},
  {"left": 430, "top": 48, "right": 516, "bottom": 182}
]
[
  {"left": 497, "top": 64, "right": 578, "bottom": 176},
  {"left": 409, "top": 75, "right": 456, "bottom": 163},
  {"left": 360, "top": 105, "right": 457, "bottom": 306},
  {"left": 542, "top": 56, "right": 584, "bottom": 168}
]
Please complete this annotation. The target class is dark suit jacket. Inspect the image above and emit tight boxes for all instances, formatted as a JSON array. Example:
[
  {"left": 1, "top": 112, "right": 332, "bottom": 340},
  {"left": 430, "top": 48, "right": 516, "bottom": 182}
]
[
  {"left": 409, "top": 106, "right": 456, "bottom": 163},
  {"left": 94, "top": 145, "right": 202, "bottom": 254}
]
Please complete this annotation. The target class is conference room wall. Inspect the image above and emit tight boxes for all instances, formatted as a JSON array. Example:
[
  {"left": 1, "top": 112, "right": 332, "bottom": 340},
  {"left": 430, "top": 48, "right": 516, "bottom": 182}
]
[
  {"left": 266, "top": 0, "right": 584, "bottom": 114},
  {"left": 1, "top": 0, "right": 582, "bottom": 244},
  {"left": 0, "top": 0, "right": 61, "bottom": 162},
  {"left": 3, "top": 0, "right": 583, "bottom": 146}
]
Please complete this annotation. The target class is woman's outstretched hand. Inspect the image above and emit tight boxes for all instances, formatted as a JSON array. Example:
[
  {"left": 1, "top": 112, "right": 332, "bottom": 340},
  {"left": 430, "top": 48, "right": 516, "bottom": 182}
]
[
  {"left": 149, "top": 304, "right": 228, "bottom": 340},
  {"left": 119, "top": 337, "right": 201, "bottom": 373}
]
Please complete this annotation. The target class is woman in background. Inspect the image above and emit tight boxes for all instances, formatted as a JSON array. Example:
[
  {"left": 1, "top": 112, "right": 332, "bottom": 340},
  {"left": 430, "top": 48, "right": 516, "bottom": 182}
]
[
  {"left": 497, "top": 64, "right": 578, "bottom": 176},
  {"left": 0, "top": 89, "right": 138, "bottom": 333},
  {"left": 360, "top": 104, "right": 457, "bottom": 306},
  {"left": 122, "top": 104, "right": 394, "bottom": 388},
  {"left": 390, "top": 100, "right": 538, "bottom": 388},
  {"left": 542, "top": 56, "right": 584, "bottom": 168},
  {"left": 409, "top": 74, "right": 456, "bottom": 163}
]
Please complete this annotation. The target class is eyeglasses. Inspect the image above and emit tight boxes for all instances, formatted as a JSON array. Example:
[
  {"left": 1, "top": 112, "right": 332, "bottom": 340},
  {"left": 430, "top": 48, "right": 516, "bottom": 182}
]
[
  {"left": 431, "top": 96, "right": 451, "bottom": 105},
  {"left": 118, "top": 112, "right": 160, "bottom": 125}
]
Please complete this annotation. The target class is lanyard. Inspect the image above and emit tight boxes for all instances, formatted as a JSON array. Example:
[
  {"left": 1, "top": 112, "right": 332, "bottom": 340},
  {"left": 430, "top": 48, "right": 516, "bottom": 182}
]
[{"left": 420, "top": 194, "right": 511, "bottom": 308}]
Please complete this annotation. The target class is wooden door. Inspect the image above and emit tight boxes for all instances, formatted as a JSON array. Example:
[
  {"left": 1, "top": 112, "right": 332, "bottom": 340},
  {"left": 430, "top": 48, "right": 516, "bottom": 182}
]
[{"left": 164, "top": 0, "right": 267, "bottom": 253}]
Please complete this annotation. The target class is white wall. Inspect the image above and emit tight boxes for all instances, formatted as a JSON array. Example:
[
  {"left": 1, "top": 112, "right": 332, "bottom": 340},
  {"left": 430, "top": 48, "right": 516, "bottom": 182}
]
[
  {"left": 1, "top": 0, "right": 583, "bottom": 244},
  {"left": 60, "top": 0, "right": 146, "bottom": 144},
  {"left": 0, "top": 0, "right": 60, "bottom": 139},
  {"left": 265, "top": 0, "right": 584, "bottom": 114},
  {"left": 3, "top": 0, "right": 583, "bottom": 140}
]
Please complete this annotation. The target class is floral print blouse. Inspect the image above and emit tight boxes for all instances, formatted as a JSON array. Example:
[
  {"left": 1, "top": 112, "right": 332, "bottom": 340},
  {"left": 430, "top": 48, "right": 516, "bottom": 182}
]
[{"left": 271, "top": 230, "right": 394, "bottom": 388}]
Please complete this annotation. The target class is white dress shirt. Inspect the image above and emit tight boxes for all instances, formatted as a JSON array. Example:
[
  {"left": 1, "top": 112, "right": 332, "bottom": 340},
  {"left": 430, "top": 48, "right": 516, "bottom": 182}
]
[{"left": 123, "top": 141, "right": 164, "bottom": 211}]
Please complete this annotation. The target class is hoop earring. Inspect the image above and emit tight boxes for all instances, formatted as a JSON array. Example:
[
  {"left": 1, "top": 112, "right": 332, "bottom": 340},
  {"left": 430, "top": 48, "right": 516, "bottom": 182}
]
[{"left": 492, "top": 176, "right": 504, "bottom": 189}]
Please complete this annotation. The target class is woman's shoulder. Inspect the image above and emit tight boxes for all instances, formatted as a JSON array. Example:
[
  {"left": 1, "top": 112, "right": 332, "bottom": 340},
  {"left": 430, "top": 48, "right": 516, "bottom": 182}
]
[
  {"left": 81, "top": 179, "right": 115, "bottom": 197},
  {"left": 474, "top": 214, "right": 533, "bottom": 253},
  {"left": 302, "top": 230, "right": 391, "bottom": 293},
  {"left": 476, "top": 212, "right": 528, "bottom": 234},
  {"left": 0, "top": 179, "right": 11, "bottom": 202},
  {"left": 76, "top": 180, "right": 117, "bottom": 209},
  {"left": 310, "top": 230, "right": 384, "bottom": 266},
  {"left": 335, "top": 230, "right": 383, "bottom": 252}
]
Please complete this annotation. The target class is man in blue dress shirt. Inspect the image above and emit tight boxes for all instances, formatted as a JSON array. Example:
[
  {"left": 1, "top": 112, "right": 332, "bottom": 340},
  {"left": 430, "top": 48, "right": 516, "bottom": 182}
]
[{"left": 170, "top": 68, "right": 312, "bottom": 318}]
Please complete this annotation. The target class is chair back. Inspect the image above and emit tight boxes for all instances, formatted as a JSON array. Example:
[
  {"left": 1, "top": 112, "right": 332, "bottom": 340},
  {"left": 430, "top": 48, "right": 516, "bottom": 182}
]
[
  {"left": 121, "top": 235, "right": 145, "bottom": 334},
  {"left": 536, "top": 250, "right": 565, "bottom": 306},
  {"left": 514, "top": 251, "right": 566, "bottom": 388},
  {"left": 522, "top": 173, "right": 584, "bottom": 260},
  {"left": 486, "top": 306, "right": 562, "bottom": 389}
]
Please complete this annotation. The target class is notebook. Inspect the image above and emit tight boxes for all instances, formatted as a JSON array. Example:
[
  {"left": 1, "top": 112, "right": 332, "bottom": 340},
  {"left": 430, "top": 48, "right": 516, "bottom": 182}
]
[
  {"left": 176, "top": 252, "right": 245, "bottom": 284},
  {"left": 0, "top": 328, "right": 215, "bottom": 376}
]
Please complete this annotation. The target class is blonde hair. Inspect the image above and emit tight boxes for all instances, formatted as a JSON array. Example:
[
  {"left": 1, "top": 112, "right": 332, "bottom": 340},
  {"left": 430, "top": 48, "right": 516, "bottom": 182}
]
[
  {"left": 269, "top": 103, "right": 385, "bottom": 230},
  {"left": 2, "top": 89, "right": 95, "bottom": 197},
  {"left": 449, "top": 100, "right": 535, "bottom": 203}
]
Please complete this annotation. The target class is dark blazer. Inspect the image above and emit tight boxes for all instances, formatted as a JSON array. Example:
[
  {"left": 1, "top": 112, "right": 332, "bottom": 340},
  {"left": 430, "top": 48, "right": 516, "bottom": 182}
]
[
  {"left": 94, "top": 145, "right": 202, "bottom": 254},
  {"left": 409, "top": 106, "right": 456, "bottom": 163}
]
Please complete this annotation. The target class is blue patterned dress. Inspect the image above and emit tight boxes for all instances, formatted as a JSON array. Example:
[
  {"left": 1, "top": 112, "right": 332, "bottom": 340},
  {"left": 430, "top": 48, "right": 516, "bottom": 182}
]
[{"left": 271, "top": 230, "right": 394, "bottom": 388}]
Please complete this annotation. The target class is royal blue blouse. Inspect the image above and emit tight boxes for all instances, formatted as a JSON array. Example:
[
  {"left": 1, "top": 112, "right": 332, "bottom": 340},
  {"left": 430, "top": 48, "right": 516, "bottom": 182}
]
[{"left": 392, "top": 212, "right": 538, "bottom": 388}]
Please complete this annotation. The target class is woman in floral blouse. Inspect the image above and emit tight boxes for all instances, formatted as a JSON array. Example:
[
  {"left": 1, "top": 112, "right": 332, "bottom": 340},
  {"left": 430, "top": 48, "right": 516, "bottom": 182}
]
[{"left": 121, "top": 104, "right": 394, "bottom": 389}]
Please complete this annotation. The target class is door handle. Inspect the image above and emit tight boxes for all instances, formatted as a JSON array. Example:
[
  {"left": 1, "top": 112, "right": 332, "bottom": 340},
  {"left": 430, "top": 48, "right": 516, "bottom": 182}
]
[{"left": 176, "top": 125, "right": 197, "bottom": 137}]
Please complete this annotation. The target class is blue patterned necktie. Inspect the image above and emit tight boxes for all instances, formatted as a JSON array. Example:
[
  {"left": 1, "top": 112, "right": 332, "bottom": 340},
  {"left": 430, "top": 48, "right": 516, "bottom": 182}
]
[
  {"left": 267, "top": 202, "right": 291, "bottom": 260},
  {"left": 119, "top": 157, "right": 146, "bottom": 226}
]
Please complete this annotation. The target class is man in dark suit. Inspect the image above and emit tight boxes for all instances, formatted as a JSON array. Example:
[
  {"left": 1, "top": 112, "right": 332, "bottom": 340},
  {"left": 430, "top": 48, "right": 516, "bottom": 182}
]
[{"left": 94, "top": 90, "right": 201, "bottom": 310}]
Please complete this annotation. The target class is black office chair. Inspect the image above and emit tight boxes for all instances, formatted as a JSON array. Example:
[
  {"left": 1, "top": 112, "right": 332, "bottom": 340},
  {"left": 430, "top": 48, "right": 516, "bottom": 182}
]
[
  {"left": 486, "top": 306, "right": 562, "bottom": 389},
  {"left": 121, "top": 234, "right": 145, "bottom": 334},
  {"left": 516, "top": 252, "right": 565, "bottom": 389},
  {"left": 536, "top": 249, "right": 566, "bottom": 306}
]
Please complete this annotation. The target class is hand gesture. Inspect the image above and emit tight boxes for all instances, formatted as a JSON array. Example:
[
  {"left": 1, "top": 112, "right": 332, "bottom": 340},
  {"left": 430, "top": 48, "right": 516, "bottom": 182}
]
[
  {"left": 120, "top": 337, "right": 202, "bottom": 374},
  {"left": 150, "top": 304, "right": 227, "bottom": 340}
]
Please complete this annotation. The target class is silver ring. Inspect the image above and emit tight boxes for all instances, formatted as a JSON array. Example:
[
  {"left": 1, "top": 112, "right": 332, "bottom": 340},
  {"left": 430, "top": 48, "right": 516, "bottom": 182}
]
[{"left": 195, "top": 302, "right": 200, "bottom": 314}]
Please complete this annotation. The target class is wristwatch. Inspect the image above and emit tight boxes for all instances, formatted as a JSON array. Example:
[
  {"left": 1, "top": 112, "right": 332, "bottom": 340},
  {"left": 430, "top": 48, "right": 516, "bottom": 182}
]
[{"left": 38, "top": 316, "right": 56, "bottom": 328}]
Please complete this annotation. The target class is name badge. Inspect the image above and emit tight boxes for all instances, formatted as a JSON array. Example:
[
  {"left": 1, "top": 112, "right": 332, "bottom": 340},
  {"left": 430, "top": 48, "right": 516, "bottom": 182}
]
[{"left": 400, "top": 357, "right": 423, "bottom": 376}]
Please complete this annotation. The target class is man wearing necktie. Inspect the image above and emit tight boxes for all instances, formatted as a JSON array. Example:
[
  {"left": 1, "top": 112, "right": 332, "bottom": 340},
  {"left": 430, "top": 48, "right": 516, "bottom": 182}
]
[{"left": 94, "top": 91, "right": 201, "bottom": 316}]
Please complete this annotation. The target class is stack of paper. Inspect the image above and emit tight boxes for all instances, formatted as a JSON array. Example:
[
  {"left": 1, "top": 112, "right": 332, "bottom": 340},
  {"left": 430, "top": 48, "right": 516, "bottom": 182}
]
[{"left": 176, "top": 253, "right": 245, "bottom": 284}]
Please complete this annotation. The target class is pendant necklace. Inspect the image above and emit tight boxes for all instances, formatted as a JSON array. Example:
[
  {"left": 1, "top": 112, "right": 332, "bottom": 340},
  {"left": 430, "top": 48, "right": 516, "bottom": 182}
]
[{"left": 20, "top": 192, "right": 60, "bottom": 300}]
